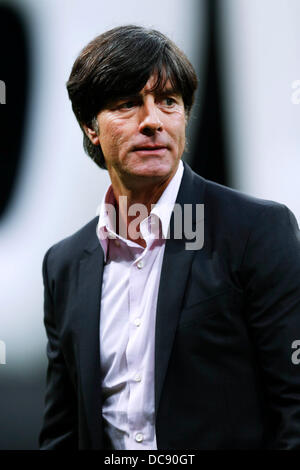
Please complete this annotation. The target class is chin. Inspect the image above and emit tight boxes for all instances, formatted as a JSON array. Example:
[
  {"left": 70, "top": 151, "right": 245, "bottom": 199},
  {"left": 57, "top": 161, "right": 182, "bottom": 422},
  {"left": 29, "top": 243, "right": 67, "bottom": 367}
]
[
  {"left": 133, "top": 166, "right": 172, "bottom": 179},
  {"left": 131, "top": 158, "right": 175, "bottom": 175}
]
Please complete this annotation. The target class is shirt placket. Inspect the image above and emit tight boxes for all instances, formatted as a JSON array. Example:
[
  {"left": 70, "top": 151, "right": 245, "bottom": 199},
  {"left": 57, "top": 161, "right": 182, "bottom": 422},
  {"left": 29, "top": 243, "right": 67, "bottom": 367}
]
[{"left": 125, "top": 235, "right": 153, "bottom": 447}]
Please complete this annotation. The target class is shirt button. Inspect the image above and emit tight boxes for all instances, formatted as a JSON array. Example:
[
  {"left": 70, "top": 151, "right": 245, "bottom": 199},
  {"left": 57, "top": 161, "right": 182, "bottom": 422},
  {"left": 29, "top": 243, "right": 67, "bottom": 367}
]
[
  {"left": 134, "top": 318, "right": 141, "bottom": 327},
  {"left": 134, "top": 374, "right": 142, "bottom": 382},
  {"left": 135, "top": 433, "right": 144, "bottom": 443},
  {"left": 137, "top": 260, "right": 144, "bottom": 269}
]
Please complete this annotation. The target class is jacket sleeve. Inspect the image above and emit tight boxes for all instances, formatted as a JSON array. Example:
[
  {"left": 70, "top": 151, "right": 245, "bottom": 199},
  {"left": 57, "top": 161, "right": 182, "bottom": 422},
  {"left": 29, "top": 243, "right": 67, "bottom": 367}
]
[
  {"left": 241, "top": 203, "right": 300, "bottom": 449},
  {"left": 39, "top": 248, "right": 78, "bottom": 449}
]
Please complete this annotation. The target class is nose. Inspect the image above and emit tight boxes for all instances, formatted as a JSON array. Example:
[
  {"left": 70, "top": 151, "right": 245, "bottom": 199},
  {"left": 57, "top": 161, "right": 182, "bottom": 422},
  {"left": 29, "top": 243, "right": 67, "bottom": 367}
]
[{"left": 138, "top": 98, "right": 163, "bottom": 136}]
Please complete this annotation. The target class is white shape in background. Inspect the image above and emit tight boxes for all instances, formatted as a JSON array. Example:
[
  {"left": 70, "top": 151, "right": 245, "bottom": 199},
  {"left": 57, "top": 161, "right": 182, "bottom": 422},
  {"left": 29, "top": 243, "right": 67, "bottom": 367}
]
[
  {"left": 220, "top": 0, "right": 300, "bottom": 223},
  {"left": 0, "top": 341, "right": 6, "bottom": 365},
  {"left": 291, "top": 80, "right": 300, "bottom": 104}
]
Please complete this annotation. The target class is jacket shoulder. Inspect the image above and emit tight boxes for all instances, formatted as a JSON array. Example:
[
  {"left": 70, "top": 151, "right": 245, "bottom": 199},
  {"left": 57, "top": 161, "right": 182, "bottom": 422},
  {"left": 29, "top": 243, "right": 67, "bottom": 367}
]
[
  {"left": 183, "top": 162, "right": 286, "bottom": 219},
  {"left": 198, "top": 173, "right": 289, "bottom": 225},
  {"left": 44, "top": 216, "right": 99, "bottom": 272}
]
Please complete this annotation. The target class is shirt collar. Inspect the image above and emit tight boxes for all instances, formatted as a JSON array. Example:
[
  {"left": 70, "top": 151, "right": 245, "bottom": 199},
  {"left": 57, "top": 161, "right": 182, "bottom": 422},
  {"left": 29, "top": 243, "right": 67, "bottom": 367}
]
[
  {"left": 149, "top": 159, "right": 184, "bottom": 238},
  {"left": 96, "top": 159, "right": 184, "bottom": 259}
]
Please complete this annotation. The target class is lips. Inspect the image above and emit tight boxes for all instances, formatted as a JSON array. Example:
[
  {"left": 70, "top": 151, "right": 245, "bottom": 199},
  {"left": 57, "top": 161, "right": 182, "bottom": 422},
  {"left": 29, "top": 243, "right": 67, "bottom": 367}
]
[
  {"left": 132, "top": 144, "right": 168, "bottom": 151},
  {"left": 132, "top": 146, "right": 168, "bottom": 157}
]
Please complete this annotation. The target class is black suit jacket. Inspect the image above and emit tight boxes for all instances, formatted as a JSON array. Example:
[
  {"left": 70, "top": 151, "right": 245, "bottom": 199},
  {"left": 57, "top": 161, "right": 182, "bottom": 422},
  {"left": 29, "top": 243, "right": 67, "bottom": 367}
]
[{"left": 39, "top": 162, "right": 300, "bottom": 449}]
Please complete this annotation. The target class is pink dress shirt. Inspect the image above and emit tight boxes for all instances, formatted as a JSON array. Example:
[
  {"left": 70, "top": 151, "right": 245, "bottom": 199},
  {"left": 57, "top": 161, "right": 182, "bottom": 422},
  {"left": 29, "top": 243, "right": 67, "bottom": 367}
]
[{"left": 96, "top": 160, "right": 184, "bottom": 450}]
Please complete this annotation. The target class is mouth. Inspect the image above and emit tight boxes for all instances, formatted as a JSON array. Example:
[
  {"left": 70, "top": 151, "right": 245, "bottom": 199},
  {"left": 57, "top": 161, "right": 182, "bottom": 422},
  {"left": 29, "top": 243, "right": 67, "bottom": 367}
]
[{"left": 132, "top": 145, "right": 168, "bottom": 155}]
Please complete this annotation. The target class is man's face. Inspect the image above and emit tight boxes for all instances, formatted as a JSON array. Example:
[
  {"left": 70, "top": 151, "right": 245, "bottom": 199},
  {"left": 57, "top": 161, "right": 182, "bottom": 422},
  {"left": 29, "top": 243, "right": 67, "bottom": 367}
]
[{"left": 94, "top": 74, "right": 186, "bottom": 185}]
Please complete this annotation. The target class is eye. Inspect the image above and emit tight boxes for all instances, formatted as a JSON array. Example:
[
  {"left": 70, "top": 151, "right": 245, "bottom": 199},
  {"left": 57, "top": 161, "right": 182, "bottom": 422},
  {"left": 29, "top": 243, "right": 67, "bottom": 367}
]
[
  {"left": 119, "top": 100, "right": 136, "bottom": 109},
  {"left": 162, "top": 97, "right": 176, "bottom": 106}
]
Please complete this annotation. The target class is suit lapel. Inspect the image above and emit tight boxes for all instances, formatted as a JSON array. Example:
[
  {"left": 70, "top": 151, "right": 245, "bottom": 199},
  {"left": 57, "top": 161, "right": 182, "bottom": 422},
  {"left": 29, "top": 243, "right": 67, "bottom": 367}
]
[
  {"left": 155, "top": 238, "right": 196, "bottom": 414},
  {"left": 76, "top": 240, "right": 104, "bottom": 449},
  {"left": 155, "top": 163, "right": 206, "bottom": 415}
]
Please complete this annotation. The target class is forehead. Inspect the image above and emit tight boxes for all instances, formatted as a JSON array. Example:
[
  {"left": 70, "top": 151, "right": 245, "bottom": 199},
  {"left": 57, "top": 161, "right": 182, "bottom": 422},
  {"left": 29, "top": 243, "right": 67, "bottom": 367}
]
[
  {"left": 143, "top": 74, "right": 171, "bottom": 91},
  {"left": 138, "top": 73, "right": 180, "bottom": 97}
]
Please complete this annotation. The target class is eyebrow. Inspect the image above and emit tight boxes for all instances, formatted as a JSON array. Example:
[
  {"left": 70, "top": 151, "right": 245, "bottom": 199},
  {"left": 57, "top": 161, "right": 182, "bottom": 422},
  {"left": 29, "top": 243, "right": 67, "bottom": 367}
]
[
  {"left": 145, "top": 87, "right": 180, "bottom": 97},
  {"left": 117, "top": 88, "right": 181, "bottom": 101}
]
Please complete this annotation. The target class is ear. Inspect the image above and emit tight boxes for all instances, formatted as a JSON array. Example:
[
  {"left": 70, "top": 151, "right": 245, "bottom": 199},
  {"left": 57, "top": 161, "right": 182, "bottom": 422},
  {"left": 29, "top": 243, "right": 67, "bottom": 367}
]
[{"left": 83, "top": 123, "right": 100, "bottom": 145}]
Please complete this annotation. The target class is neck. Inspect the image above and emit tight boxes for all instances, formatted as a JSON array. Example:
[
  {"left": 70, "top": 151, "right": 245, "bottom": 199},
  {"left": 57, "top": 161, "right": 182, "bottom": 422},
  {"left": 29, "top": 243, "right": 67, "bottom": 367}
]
[{"left": 108, "top": 167, "right": 178, "bottom": 247}]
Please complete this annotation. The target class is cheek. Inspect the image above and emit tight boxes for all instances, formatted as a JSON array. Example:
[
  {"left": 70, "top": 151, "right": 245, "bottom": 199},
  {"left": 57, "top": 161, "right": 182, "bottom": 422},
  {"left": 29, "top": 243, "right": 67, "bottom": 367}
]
[
  {"left": 100, "top": 127, "right": 121, "bottom": 156},
  {"left": 102, "top": 122, "right": 132, "bottom": 153},
  {"left": 170, "top": 117, "right": 186, "bottom": 148},
  {"left": 178, "top": 134, "right": 186, "bottom": 155}
]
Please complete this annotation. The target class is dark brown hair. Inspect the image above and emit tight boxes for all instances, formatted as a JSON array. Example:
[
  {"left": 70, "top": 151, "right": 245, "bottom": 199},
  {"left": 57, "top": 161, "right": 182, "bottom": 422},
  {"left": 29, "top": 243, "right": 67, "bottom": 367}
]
[{"left": 66, "top": 25, "right": 198, "bottom": 169}]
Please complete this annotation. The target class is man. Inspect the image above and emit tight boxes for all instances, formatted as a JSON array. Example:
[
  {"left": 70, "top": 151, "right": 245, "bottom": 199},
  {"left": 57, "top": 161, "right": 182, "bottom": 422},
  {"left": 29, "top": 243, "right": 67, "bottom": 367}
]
[{"left": 39, "top": 25, "right": 300, "bottom": 450}]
